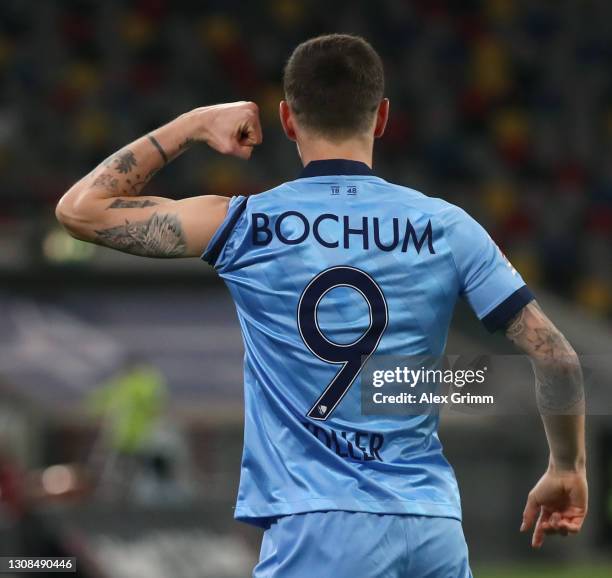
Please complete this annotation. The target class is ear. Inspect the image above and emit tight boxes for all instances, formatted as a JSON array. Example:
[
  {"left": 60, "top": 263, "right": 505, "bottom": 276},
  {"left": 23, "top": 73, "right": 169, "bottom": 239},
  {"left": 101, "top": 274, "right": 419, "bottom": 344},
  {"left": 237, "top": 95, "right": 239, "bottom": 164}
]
[
  {"left": 279, "top": 100, "right": 297, "bottom": 142},
  {"left": 374, "top": 98, "right": 390, "bottom": 139}
]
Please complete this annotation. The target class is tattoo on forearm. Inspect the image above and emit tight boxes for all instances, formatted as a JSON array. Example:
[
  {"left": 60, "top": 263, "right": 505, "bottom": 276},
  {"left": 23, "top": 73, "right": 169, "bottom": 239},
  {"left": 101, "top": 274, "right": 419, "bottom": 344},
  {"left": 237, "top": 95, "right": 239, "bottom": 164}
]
[
  {"left": 106, "top": 199, "right": 159, "bottom": 209},
  {"left": 124, "top": 168, "right": 158, "bottom": 195},
  {"left": 94, "top": 213, "right": 187, "bottom": 257},
  {"left": 91, "top": 167, "right": 158, "bottom": 196},
  {"left": 92, "top": 173, "right": 119, "bottom": 193},
  {"left": 109, "top": 149, "right": 138, "bottom": 174},
  {"left": 534, "top": 363, "right": 584, "bottom": 412},
  {"left": 148, "top": 135, "right": 169, "bottom": 165},
  {"left": 179, "top": 137, "right": 195, "bottom": 151},
  {"left": 506, "top": 302, "right": 584, "bottom": 413},
  {"left": 87, "top": 132, "right": 183, "bottom": 200}
]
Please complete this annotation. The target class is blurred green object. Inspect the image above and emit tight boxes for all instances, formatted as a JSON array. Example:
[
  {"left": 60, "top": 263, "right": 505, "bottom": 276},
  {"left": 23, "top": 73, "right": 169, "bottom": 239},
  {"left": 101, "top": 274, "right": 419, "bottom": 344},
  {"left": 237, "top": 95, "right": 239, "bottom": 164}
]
[
  {"left": 475, "top": 566, "right": 612, "bottom": 578},
  {"left": 88, "top": 364, "right": 167, "bottom": 453}
]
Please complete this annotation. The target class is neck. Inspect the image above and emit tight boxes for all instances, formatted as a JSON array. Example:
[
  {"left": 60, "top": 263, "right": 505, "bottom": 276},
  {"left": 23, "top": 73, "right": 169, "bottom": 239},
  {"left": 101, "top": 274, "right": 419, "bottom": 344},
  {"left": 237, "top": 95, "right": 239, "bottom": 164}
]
[{"left": 297, "top": 134, "right": 374, "bottom": 168}]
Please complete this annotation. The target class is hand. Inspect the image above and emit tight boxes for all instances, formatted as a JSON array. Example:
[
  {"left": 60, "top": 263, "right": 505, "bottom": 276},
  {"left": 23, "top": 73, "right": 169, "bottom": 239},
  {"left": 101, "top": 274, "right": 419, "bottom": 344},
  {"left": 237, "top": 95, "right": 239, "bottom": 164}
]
[
  {"left": 521, "top": 466, "right": 588, "bottom": 548},
  {"left": 190, "top": 101, "right": 263, "bottom": 159}
]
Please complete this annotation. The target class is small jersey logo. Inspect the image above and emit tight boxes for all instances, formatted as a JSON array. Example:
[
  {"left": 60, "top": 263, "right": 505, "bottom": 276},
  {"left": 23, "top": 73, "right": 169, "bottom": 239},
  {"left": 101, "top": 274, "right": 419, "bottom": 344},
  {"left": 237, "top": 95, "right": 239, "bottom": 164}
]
[
  {"left": 329, "top": 185, "right": 357, "bottom": 196},
  {"left": 318, "top": 404, "right": 328, "bottom": 416},
  {"left": 497, "top": 246, "right": 518, "bottom": 276},
  {"left": 489, "top": 236, "right": 518, "bottom": 276}
]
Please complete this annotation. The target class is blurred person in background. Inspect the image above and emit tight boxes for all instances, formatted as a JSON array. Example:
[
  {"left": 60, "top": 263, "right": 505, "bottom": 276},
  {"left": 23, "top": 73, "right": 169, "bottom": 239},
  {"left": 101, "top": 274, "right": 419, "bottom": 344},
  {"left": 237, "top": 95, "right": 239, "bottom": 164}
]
[
  {"left": 54, "top": 32, "right": 587, "bottom": 578},
  {"left": 88, "top": 361, "right": 194, "bottom": 505}
]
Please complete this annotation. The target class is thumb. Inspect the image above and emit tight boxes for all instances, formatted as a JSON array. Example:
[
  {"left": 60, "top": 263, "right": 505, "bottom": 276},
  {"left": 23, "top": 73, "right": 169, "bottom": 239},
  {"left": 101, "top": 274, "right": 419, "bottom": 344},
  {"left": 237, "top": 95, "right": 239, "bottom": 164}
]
[{"left": 521, "top": 493, "right": 539, "bottom": 532}]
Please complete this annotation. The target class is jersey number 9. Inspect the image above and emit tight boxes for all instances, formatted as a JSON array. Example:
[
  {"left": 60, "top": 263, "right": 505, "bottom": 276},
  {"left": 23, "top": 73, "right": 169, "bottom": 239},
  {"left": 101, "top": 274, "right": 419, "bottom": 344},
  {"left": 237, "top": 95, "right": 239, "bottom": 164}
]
[{"left": 297, "top": 266, "right": 388, "bottom": 420}]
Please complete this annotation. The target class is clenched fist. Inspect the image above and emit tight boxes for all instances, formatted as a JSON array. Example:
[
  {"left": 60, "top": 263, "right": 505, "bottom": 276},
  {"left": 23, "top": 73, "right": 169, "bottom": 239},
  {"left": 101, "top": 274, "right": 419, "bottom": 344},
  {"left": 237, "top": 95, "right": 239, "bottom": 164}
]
[{"left": 189, "top": 101, "right": 263, "bottom": 159}]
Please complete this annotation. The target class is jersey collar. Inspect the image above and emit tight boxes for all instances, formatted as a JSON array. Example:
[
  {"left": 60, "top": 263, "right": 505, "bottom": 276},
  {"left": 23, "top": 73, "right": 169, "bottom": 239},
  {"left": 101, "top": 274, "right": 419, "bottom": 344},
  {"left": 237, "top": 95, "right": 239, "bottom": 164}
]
[{"left": 299, "top": 159, "right": 375, "bottom": 178}]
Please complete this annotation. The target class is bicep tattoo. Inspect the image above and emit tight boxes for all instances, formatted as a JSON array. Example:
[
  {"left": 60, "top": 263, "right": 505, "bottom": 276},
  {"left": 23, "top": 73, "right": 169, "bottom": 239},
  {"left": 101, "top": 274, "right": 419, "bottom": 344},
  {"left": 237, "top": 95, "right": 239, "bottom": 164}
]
[
  {"left": 506, "top": 306, "right": 526, "bottom": 341},
  {"left": 94, "top": 212, "right": 187, "bottom": 258},
  {"left": 106, "top": 199, "right": 159, "bottom": 209},
  {"left": 506, "top": 302, "right": 572, "bottom": 361}
]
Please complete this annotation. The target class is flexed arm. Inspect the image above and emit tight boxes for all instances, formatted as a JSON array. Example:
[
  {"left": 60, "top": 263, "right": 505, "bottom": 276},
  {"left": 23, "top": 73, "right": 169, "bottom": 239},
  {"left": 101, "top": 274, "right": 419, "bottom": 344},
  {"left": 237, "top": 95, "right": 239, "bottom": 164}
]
[
  {"left": 56, "top": 102, "right": 262, "bottom": 257},
  {"left": 505, "top": 301, "right": 587, "bottom": 548}
]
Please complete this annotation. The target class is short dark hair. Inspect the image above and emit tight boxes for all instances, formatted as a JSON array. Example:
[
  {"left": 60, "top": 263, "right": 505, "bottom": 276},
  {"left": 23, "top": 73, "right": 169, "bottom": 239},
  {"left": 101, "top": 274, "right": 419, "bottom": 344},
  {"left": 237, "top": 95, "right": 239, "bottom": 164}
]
[{"left": 283, "top": 34, "right": 384, "bottom": 139}]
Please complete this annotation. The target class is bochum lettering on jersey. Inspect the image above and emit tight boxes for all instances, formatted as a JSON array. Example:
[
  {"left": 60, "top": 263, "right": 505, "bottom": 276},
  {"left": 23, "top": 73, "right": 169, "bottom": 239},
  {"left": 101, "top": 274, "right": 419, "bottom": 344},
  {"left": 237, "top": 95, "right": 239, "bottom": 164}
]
[{"left": 252, "top": 211, "right": 436, "bottom": 253}]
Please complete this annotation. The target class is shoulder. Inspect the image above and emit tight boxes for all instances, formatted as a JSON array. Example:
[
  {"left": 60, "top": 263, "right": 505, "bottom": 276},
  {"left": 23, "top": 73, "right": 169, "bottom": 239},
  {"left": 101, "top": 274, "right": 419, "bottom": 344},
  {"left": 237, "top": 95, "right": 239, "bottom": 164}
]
[
  {"left": 382, "top": 181, "right": 474, "bottom": 223},
  {"left": 243, "top": 181, "right": 301, "bottom": 208}
]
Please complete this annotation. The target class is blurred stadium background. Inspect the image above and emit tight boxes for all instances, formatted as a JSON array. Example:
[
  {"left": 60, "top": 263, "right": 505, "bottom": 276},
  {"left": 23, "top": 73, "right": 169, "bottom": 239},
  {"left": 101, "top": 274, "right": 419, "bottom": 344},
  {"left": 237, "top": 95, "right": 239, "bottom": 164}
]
[{"left": 0, "top": 1, "right": 611, "bottom": 576}]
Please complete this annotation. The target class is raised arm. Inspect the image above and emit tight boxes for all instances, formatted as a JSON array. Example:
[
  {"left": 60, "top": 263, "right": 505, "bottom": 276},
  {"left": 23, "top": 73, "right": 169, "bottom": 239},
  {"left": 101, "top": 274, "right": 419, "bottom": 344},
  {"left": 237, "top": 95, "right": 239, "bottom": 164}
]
[
  {"left": 505, "top": 301, "right": 587, "bottom": 548},
  {"left": 56, "top": 102, "right": 262, "bottom": 257}
]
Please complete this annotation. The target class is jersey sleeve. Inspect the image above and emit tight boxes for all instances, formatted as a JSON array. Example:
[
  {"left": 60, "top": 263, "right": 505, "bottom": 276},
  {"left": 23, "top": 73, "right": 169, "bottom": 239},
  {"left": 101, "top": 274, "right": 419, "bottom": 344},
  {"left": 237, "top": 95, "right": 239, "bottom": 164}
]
[
  {"left": 201, "top": 195, "right": 248, "bottom": 269},
  {"left": 442, "top": 206, "right": 534, "bottom": 332}
]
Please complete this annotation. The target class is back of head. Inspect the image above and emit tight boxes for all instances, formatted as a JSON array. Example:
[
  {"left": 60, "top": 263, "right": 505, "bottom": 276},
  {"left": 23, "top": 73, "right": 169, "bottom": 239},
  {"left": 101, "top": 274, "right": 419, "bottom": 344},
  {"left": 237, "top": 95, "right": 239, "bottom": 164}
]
[{"left": 283, "top": 34, "right": 385, "bottom": 140}]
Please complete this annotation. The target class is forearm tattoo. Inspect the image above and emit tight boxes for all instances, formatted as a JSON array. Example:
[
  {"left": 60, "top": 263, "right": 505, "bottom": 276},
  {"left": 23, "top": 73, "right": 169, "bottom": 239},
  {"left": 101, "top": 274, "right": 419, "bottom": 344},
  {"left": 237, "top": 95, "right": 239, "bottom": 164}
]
[
  {"left": 148, "top": 135, "right": 169, "bottom": 164},
  {"left": 92, "top": 173, "right": 119, "bottom": 193},
  {"left": 94, "top": 212, "right": 187, "bottom": 257},
  {"left": 89, "top": 137, "right": 169, "bottom": 197},
  {"left": 179, "top": 137, "right": 195, "bottom": 151},
  {"left": 107, "top": 149, "right": 138, "bottom": 173},
  {"left": 506, "top": 302, "right": 584, "bottom": 412}
]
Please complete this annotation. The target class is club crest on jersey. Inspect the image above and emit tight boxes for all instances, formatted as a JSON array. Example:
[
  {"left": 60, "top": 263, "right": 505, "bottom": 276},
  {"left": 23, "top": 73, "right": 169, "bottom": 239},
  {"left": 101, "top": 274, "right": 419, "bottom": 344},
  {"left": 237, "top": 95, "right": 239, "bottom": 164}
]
[
  {"left": 318, "top": 404, "right": 328, "bottom": 415},
  {"left": 495, "top": 244, "right": 518, "bottom": 276}
]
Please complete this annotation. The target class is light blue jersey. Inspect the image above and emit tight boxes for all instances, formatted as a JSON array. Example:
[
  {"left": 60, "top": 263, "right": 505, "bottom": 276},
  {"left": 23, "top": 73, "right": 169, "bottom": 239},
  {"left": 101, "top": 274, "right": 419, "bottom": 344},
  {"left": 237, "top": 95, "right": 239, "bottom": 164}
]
[{"left": 202, "top": 159, "right": 533, "bottom": 528}]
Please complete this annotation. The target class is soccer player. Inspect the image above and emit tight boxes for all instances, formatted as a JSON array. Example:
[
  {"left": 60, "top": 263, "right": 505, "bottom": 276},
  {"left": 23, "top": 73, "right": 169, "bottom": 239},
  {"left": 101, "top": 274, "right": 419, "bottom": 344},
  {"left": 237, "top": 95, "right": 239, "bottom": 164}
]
[{"left": 56, "top": 34, "right": 587, "bottom": 577}]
